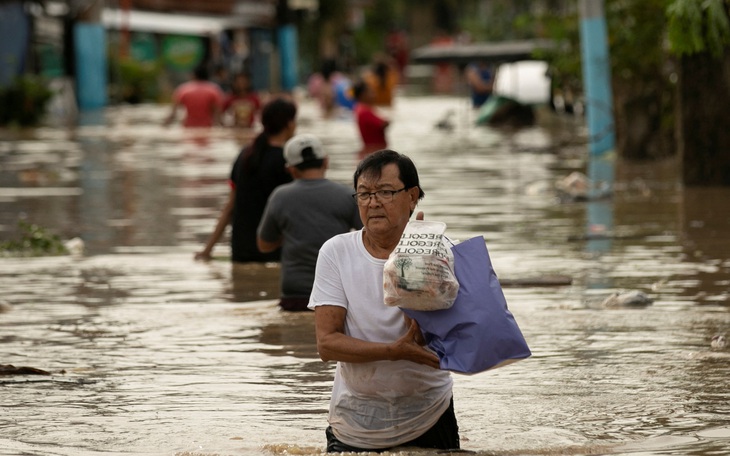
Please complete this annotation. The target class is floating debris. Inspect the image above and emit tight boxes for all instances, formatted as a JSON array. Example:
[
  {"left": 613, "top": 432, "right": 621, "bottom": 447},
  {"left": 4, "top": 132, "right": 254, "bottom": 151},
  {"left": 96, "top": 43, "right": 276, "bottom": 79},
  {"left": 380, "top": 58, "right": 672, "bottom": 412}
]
[
  {"left": 711, "top": 334, "right": 727, "bottom": 350},
  {"left": 0, "top": 364, "right": 52, "bottom": 376},
  {"left": 600, "top": 290, "right": 654, "bottom": 308}
]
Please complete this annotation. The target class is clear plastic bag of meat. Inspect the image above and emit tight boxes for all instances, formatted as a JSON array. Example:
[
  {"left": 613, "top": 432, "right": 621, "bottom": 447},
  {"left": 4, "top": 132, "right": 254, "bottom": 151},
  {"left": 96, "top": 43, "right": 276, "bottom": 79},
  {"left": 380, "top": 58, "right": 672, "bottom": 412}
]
[{"left": 383, "top": 220, "right": 459, "bottom": 311}]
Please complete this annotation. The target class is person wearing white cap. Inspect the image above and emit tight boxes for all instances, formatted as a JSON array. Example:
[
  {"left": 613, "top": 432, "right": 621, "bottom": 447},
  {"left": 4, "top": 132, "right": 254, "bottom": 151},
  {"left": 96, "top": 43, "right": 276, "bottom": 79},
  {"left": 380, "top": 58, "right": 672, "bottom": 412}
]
[{"left": 256, "top": 133, "right": 363, "bottom": 311}]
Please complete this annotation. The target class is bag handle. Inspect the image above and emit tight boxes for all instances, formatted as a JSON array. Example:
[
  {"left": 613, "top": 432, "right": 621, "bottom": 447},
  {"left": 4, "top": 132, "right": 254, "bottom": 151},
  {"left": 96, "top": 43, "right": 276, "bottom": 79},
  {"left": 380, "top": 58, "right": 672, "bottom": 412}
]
[{"left": 444, "top": 235, "right": 457, "bottom": 248}]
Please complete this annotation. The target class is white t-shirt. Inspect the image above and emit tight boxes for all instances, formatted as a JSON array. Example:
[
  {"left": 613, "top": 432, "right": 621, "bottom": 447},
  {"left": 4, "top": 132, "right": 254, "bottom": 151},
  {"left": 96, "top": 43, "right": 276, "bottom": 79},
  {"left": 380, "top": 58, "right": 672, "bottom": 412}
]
[{"left": 309, "top": 230, "right": 453, "bottom": 449}]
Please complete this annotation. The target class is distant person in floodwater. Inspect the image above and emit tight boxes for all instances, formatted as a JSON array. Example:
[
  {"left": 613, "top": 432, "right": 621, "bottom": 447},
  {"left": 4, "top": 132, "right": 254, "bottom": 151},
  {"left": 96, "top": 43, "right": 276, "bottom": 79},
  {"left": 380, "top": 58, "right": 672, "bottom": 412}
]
[
  {"left": 386, "top": 26, "right": 409, "bottom": 80},
  {"left": 353, "top": 80, "right": 389, "bottom": 159},
  {"left": 222, "top": 72, "right": 261, "bottom": 129},
  {"left": 362, "top": 54, "right": 399, "bottom": 107},
  {"left": 430, "top": 30, "right": 456, "bottom": 93},
  {"left": 194, "top": 98, "right": 297, "bottom": 263},
  {"left": 210, "top": 63, "right": 232, "bottom": 94},
  {"left": 164, "top": 65, "right": 225, "bottom": 128},
  {"left": 465, "top": 61, "right": 494, "bottom": 108},
  {"left": 317, "top": 59, "right": 338, "bottom": 118}
]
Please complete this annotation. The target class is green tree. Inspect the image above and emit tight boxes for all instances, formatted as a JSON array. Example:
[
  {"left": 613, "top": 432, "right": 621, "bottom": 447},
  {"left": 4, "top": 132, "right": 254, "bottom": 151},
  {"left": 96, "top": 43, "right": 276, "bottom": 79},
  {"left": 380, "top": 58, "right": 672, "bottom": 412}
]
[
  {"left": 0, "top": 75, "right": 53, "bottom": 127},
  {"left": 667, "top": 0, "right": 730, "bottom": 57},
  {"left": 667, "top": 0, "right": 730, "bottom": 185},
  {"left": 530, "top": 0, "right": 729, "bottom": 167},
  {"left": 353, "top": 0, "right": 402, "bottom": 67},
  {"left": 606, "top": 0, "right": 676, "bottom": 160},
  {"left": 297, "top": 0, "right": 350, "bottom": 76},
  {"left": 531, "top": 1, "right": 676, "bottom": 159}
]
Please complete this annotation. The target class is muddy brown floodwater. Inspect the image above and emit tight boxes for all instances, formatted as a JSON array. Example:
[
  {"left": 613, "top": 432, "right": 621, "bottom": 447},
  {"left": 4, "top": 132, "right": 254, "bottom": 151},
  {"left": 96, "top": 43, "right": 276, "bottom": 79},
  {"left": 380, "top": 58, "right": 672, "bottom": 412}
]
[{"left": 1, "top": 94, "right": 729, "bottom": 456}]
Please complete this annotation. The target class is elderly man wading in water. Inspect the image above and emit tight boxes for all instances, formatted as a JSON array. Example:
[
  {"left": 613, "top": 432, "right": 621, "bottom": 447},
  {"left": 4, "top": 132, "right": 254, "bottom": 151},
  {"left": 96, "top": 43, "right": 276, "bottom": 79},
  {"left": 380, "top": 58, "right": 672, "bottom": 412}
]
[{"left": 308, "top": 149, "right": 460, "bottom": 452}]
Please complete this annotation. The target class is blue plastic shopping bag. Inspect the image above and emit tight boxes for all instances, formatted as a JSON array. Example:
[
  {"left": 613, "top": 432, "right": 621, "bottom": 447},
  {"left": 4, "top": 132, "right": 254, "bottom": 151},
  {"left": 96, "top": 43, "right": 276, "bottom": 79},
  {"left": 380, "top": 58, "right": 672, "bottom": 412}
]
[{"left": 402, "top": 236, "right": 531, "bottom": 374}]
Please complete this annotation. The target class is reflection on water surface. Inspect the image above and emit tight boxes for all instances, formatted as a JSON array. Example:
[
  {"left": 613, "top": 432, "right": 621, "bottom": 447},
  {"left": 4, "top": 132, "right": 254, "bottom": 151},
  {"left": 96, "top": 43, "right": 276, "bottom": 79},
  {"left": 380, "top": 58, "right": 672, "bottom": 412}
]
[{"left": 1, "top": 96, "right": 729, "bottom": 456}]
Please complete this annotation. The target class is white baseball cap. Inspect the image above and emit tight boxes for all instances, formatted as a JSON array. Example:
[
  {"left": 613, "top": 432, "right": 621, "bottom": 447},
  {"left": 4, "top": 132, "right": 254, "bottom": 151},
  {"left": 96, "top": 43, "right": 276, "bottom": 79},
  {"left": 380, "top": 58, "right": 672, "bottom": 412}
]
[{"left": 284, "top": 134, "right": 327, "bottom": 167}]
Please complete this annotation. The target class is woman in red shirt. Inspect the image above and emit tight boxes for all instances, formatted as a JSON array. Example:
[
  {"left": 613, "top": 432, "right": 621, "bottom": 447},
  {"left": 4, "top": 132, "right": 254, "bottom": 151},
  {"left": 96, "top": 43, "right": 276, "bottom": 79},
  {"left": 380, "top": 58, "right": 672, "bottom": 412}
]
[{"left": 353, "top": 81, "right": 390, "bottom": 159}]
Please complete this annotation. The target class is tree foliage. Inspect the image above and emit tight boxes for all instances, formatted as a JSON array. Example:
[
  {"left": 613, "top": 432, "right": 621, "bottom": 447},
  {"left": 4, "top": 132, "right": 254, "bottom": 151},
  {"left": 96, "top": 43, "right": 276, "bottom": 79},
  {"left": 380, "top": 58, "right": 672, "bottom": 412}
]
[
  {"left": 353, "top": 0, "right": 399, "bottom": 65},
  {"left": 0, "top": 221, "right": 69, "bottom": 257},
  {"left": 667, "top": 0, "right": 730, "bottom": 57},
  {"left": 0, "top": 75, "right": 53, "bottom": 127},
  {"left": 510, "top": 0, "right": 729, "bottom": 95}
]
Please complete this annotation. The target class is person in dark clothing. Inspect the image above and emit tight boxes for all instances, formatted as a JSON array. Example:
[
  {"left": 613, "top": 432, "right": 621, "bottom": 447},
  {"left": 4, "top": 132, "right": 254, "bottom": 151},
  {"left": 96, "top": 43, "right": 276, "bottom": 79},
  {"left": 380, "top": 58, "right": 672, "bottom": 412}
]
[
  {"left": 465, "top": 61, "right": 494, "bottom": 108},
  {"left": 194, "top": 97, "right": 297, "bottom": 262}
]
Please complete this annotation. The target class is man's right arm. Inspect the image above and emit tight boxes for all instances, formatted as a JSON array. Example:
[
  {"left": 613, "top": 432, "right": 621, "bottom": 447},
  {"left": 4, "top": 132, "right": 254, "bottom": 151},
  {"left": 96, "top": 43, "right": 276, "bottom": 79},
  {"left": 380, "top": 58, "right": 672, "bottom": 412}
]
[{"left": 313, "top": 305, "right": 440, "bottom": 368}]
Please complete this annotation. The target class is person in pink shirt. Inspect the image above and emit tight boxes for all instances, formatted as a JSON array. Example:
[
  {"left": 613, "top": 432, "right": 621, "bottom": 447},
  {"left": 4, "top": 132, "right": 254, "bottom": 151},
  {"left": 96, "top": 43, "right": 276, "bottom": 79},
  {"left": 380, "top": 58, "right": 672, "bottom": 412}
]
[
  {"left": 222, "top": 72, "right": 261, "bottom": 128},
  {"left": 353, "top": 80, "right": 390, "bottom": 159},
  {"left": 164, "top": 65, "right": 224, "bottom": 128}
]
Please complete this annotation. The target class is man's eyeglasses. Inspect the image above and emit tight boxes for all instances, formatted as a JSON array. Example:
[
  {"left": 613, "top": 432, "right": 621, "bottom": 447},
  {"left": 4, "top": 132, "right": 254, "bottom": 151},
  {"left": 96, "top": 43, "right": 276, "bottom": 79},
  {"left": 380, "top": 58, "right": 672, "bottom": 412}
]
[{"left": 352, "top": 188, "right": 407, "bottom": 205}]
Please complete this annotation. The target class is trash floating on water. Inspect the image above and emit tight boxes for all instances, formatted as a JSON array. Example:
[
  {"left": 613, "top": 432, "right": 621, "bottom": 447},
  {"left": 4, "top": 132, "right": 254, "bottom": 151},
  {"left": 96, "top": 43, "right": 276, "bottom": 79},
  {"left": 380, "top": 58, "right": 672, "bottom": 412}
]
[{"left": 600, "top": 290, "right": 654, "bottom": 308}]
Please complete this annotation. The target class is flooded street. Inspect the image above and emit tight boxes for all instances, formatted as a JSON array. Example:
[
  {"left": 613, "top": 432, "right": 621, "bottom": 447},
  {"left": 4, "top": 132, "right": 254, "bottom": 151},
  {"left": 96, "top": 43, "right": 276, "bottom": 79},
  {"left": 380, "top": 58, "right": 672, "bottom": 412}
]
[{"left": 1, "top": 94, "right": 729, "bottom": 456}]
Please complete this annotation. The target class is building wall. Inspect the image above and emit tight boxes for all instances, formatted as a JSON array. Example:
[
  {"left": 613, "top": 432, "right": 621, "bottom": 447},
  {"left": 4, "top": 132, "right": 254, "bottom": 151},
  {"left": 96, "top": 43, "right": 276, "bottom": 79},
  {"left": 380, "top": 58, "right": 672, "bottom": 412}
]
[{"left": 0, "top": 1, "right": 30, "bottom": 87}]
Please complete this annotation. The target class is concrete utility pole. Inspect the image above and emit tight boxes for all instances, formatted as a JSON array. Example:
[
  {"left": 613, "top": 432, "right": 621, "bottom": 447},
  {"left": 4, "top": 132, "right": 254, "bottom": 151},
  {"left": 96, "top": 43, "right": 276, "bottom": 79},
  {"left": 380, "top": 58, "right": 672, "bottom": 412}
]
[
  {"left": 579, "top": 0, "right": 615, "bottom": 254},
  {"left": 276, "top": 0, "right": 298, "bottom": 92},
  {"left": 74, "top": 0, "right": 107, "bottom": 109},
  {"left": 579, "top": 0, "right": 615, "bottom": 157}
]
